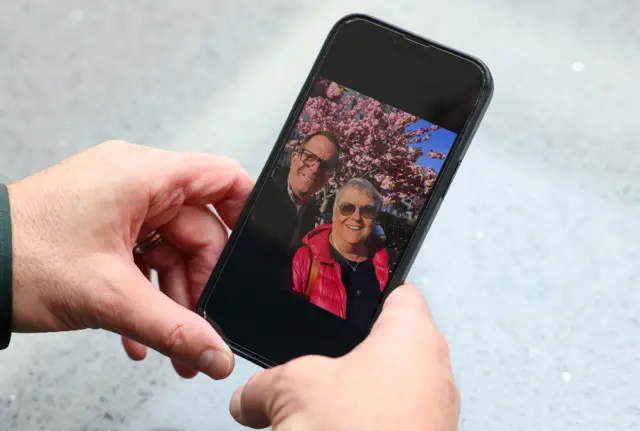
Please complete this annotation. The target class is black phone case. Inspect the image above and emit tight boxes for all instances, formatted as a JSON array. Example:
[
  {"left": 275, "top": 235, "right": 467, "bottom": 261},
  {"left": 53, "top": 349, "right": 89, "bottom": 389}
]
[{"left": 196, "top": 13, "right": 494, "bottom": 369}]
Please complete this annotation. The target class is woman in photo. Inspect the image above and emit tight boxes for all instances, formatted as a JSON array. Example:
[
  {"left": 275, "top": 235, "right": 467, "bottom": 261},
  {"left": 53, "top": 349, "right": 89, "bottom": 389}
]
[{"left": 291, "top": 178, "right": 390, "bottom": 328}]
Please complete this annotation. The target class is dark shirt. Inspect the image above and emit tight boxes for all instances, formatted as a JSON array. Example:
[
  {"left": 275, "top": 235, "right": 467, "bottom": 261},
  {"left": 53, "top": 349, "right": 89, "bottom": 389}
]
[{"left": 330, "top": 245, "right": 382, "bottom": 329}]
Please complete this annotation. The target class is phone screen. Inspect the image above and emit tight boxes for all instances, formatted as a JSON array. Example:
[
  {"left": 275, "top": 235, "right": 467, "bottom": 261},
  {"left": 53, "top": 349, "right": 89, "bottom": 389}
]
[{"left": 199, "top": 16, "right": 491, "bottom": 366}]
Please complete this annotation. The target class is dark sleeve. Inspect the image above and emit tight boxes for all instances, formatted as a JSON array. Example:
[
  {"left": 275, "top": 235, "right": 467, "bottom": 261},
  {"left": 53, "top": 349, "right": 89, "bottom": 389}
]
[
  {"left": 247, "top": 178, "right": 274, "bottom": 230},
  {"left": 0, "top": 183, "right": 13, "bottom": 350},
  {"left": 301, "top": 202, "right": 322, "bottom": 236}
]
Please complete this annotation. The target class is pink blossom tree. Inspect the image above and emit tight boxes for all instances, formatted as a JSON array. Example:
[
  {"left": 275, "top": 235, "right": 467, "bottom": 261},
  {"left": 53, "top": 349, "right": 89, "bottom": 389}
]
[{"left": 288, "top": 78, "right": 446, "bottom": 216}]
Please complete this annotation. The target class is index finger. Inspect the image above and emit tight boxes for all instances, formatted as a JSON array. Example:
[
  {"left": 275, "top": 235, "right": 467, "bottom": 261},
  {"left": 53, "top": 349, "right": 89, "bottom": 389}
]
[{"left": 148, "top": 151, "right": 255, "bottom": 229}]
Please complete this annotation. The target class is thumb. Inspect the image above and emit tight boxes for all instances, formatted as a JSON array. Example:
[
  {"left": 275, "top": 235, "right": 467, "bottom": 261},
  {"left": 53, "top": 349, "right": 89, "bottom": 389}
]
[
  {"left": 373, "top": 282, "right": 434, "bottom": 330},
  {"left": 102, "top": 267, "right": 234, "bottom": 380},
  {"left": 229, "top": 356, "right": 329, "bottom": 429},
  {"left": 229, "top": 367, "right": 282, "bottom": 429},
  {"left": 358, "top": 282, "right": 438, "bottom": 353}
]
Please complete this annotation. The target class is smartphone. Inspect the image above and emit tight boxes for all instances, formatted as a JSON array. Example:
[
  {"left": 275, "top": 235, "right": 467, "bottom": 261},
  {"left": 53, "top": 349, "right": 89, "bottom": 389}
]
[{"left": 197, "top": 14, "right": 493, "bottom": 368}]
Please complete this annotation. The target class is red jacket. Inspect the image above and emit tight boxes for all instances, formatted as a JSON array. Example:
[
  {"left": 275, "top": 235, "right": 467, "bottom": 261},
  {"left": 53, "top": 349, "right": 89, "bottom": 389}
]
[{"left": 292, "top": 224, "right": 390, "bottom": 319}]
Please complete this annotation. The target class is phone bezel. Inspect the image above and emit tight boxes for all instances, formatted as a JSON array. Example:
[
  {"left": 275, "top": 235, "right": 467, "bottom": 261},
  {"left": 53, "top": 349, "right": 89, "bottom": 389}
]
[{"left": 196, "top": 13, "right": 494, "bottom": 369}]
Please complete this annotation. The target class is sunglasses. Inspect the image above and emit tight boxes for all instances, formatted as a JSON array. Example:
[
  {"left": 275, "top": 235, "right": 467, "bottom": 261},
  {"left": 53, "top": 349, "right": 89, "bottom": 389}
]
[
  {"left": 297, "top": 148, "right": 337, "bottom": 174},
  {"left": 337, "top": 202, "right": 377, "bottom": 219}
]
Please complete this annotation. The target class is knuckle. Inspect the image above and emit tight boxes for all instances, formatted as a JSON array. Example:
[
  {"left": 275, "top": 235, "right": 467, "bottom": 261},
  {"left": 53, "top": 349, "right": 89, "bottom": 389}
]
[
  {"left": 217, "top": 155, "right": 250, "bottom": 179},
  {"left": 148, "top": 185, "right": 186, "bottom": 216},
  {"left": 269, "top": 368, "right": 309, "bottom": 415},
  {"left": 161, "top": 322, "right": 189, "bottom": 355},
  {"left": 272, "top": 366, "right": 303, "bottom": 396},
  {"left": 229, "top": 159, "right": 247, "bottom": 176},
  {"left": 93, "top": 140, "right": 135, "bottom": 169},
  {"left": 219, "top": 155, "right": 240, "bottom": 167},
  {"left": 272, "top": 356, "right": 327, "bottom": 400},
  {"left": 200, "top": 154, "right": 244, "bottom": 175}
]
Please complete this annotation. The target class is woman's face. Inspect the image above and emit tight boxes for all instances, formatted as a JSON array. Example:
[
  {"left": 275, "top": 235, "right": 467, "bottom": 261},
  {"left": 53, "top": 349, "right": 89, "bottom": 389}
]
[{"left": 332, "top": 187, "right": 377, "bottom": 247}]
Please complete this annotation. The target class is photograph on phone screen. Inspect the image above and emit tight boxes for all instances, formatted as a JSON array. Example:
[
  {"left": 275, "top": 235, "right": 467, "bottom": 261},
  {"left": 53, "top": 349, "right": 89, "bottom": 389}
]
[{"left": 245, "top": 76, "right": 457, "bottom": 330}]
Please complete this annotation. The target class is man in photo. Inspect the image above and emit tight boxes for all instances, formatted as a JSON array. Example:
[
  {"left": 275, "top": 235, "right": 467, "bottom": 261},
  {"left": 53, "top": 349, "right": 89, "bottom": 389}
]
[
  {"left": 236, "top": 130, "right": 340, "bottom": 290},
  {"left": 250, "top": 130, "right": 340, "bottom": 250}
]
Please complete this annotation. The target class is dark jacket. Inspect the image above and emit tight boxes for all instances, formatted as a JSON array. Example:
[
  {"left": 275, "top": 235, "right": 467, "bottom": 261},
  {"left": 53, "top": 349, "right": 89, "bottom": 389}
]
[
  {"left": 229, "top": 167, "right": 321, "bottom": 291},
  {"left": 249, "top": 167, "right": 321, "bottom": 252},
  {"left": 291, "top": 224, "right": 389, "bottom": 319}
]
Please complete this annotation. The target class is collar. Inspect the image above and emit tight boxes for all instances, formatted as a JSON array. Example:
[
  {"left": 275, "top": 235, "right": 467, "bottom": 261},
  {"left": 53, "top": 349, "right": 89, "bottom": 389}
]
[{"left": 287, "top": 181, "right": 306, "bottom": 210}]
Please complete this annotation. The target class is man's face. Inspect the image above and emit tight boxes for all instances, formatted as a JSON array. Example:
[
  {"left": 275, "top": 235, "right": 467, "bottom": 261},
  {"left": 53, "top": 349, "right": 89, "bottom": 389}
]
[{"left": 288, "top": 135, "right": 338, "bottom": 200}]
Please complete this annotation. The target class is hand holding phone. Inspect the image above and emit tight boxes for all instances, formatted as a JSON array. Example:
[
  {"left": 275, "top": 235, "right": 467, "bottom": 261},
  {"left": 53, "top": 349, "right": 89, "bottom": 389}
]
[
  {"left": 197, "top": 14, "right": 493, "bottom": 367},
  {"left": 229, "top": 283, "right": 459, "bottom": 431}
]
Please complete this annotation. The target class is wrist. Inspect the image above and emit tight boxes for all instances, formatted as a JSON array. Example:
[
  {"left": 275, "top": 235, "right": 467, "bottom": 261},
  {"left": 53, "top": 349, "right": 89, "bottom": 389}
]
[{"left": 5, "top": 181, "right": 61, "bottom": 332}]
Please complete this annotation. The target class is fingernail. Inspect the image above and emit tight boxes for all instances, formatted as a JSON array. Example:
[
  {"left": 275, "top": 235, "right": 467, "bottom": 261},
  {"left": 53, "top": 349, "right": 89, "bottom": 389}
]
[
  {"left": 229, "top": 386, "right": 244, "bottom": 420},
  {"left": 197, "top": 348, "right": 232, "bottom": 379}
]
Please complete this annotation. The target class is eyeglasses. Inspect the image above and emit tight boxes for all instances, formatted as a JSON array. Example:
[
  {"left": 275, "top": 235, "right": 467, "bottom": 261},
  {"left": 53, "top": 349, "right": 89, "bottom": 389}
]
[
  {"left": 337, "top": 202, "right": 377, "bottom": 219},
  {"left": 297, "top": 148, "right": 337, "bottom": 174}
]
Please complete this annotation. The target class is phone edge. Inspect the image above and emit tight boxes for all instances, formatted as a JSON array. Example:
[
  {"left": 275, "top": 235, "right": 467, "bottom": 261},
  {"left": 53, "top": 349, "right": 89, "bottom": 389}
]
[
  {"left": 364, "top": 14, "right": 495, "bottom": 327},
  {"left": 196, "top": 12, "right": 495, "bottom": 368}
]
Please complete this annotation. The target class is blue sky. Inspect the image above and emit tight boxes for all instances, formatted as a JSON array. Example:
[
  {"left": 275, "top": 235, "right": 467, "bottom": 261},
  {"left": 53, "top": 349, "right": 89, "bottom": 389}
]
[{"left": 404, "top": 120, "right": 457, "bottom": 173}]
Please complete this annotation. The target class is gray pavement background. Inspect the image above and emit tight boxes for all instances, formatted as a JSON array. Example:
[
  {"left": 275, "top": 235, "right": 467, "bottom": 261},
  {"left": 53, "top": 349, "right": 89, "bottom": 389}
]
[{"left": 0, "top": 1, "right": 639, "bottom": 430}]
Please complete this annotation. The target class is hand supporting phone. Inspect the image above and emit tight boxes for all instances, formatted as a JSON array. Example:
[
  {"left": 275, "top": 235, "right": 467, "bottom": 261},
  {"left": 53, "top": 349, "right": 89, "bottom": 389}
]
[{"left": 197, "top": 14, "right": 493, "bottom": 368}]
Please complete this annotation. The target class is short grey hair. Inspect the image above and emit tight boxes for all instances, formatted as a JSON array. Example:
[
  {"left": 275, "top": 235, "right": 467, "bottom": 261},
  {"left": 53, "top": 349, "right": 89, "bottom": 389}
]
[{"left": 334, "top": 178, "right": 383, "bottom": 211}]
